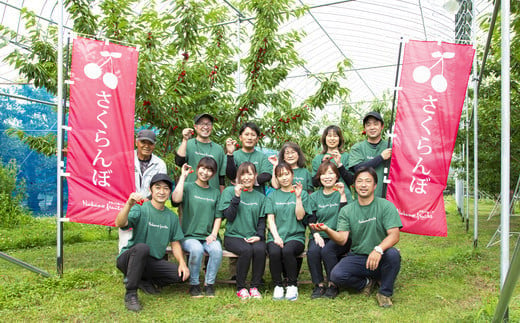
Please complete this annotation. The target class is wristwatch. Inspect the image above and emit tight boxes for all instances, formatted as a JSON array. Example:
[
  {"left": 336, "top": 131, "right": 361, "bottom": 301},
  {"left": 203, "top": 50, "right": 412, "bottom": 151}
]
[{"left": 374, "top": 245, "right": 384, "bottom": 255}]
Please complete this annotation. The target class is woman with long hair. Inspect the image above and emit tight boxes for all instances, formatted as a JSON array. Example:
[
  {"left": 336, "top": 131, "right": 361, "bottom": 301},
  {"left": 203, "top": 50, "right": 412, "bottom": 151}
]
[{"left": 311, "top": 125, "right": 354, "bottom": 201}]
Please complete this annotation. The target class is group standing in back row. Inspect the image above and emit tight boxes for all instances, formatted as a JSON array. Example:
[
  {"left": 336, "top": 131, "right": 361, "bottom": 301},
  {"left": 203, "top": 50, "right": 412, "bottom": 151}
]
[{"left": 114, "top": 111, "right": 402, "bottom": 311}]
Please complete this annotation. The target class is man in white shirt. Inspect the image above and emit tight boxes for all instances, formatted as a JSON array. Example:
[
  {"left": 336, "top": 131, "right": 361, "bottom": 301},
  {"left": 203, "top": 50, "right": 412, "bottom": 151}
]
[{"left": 118, "top": 129, "right": 167, "bottom": 252}]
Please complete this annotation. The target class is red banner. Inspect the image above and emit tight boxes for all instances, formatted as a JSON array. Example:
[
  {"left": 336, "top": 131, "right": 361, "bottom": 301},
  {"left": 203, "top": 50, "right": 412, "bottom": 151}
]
[
  {"left": 66, "top": 37, "right": 139, "bottom": 226},
  {"left": 387, "top": 40, "right": 474, "bottom": 237}
]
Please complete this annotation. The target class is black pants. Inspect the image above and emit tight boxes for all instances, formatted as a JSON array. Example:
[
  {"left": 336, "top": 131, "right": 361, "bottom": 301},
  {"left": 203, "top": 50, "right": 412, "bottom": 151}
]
[
  {"left": 116, "top": 243, "right": 183, "bottom": 292},
  {"left": 224, "top": 236, "right": 266, "bottom": 290},
  {"left": 307, "top": 238, "right": 351, "bottom": 285},
  {"left": 267, "top": 240, "right": 304, "bottom": 287}
]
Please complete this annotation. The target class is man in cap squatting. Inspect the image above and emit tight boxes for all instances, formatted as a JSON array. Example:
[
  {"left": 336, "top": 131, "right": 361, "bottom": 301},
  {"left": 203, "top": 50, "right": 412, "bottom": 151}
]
[
  {"left": 348, "top": 111, "right": 392, "bottom": 198},
  {"left": 115, "top": 173, "right": 189, "bottom": 311}
]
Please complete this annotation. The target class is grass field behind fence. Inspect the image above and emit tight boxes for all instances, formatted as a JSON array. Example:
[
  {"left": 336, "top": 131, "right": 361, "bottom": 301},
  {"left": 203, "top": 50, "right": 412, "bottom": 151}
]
[{"left": 0, "top": 196, "right": 519, "bottom": 322}]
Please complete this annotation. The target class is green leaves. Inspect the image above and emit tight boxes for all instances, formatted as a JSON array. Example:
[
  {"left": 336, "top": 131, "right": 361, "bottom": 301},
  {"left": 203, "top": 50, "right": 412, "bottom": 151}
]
[
  {"left": 2, "top": 0, "right": 355, "bottom": 176},
  {"left": 458, "top": 3, "right": 520, "bottom": 195}
]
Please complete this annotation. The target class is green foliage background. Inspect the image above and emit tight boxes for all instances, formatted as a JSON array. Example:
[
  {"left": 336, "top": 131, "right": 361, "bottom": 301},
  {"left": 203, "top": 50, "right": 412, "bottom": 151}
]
[
  {"left": 455, "top": 1, "right": 520, "bottom": 195},
  {"left": 0, "top": 160, "right": 32, "bottom": 228},
  {"left": 0, "top": 0, "right": 367, "bottom": 178}
]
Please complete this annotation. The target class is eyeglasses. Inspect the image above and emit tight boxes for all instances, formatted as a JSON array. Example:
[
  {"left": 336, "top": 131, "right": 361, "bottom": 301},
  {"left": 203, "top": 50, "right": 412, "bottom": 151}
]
[{"left": 196, "top": 122, "right": 213, "bottom": 127}]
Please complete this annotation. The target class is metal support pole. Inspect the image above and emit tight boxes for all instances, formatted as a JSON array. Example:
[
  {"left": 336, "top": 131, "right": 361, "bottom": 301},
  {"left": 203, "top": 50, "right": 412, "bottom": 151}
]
[
  {"left": 465, "top": 94, "right": 470, "bottom": 232},
  {"left": 56, "top": 0, "right": 64, "bottom": 276},
  {"left": 472, "top": 0, "right": 479, "bottom": 248},
  {"left": 500, "top": 0, "right": 511, "bottom": 288},
  {"left": 381, "top": 37, "right": 403, "bottom": 198},
  {"left": 493, "top": 238, "right": 520, "bottom": 322},
  {"left": 0, "top": 252, "right": 50, "bottom": 277},
  {"left": 461, "top": 143, "right": 466, "bottom": 221}
]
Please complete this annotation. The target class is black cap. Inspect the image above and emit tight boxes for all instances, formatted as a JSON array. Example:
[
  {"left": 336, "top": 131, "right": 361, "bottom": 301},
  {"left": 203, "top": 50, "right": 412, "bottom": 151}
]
[
  {"left": 194, "top": 113, "right": 214, "bottom": 124},
  {"left": 136, "top": 129, "right": 156, "bottom": 144},
  {"left": 363, "top": 111, "right": 384, "bottom": 125},
  {"left": 149, "top": 173, "right": 173, "bottom": 190}
]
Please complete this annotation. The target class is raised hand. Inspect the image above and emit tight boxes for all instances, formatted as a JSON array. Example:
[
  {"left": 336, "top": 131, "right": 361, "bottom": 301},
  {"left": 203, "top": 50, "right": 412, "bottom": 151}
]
[
  {"left": 182, "top": 128, "right": 194, "bottom": 141},
  {"left": 225, "top": 137, "right": 237, "bottom": 155}
]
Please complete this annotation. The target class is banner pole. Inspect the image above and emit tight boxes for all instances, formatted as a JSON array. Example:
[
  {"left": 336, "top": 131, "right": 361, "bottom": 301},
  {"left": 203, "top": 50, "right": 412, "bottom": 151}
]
[
  {"left": 56, "top": 0, "right": 64, "bottom": 277},
  {"left": 382, "top": 37, "right": 404, "bottom": 198}
]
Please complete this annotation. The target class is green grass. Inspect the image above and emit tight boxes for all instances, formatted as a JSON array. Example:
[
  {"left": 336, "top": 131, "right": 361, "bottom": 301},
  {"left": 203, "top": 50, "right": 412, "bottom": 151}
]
[{"left": 0, "top": 196, "right": 519, "bottom": 321}]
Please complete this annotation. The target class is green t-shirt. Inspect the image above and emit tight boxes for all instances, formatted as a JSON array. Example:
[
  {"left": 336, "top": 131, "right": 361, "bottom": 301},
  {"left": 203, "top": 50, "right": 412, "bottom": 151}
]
[
  {"left": 181, "top": 138, "right": 226, "bottom": 190},
  {"left": 337, "top": 197, "right": 402, "bottom": 255},
  {"left": 181, "top": 182, "right": 222, "bottom": 240},
  {"left": 219, "top": 186, "right": 266, "bottom": 239},
  {"left": 309, "top": 190, "right": 342, "bottom": 239},
  {"left": 264, "top": 189, "right": 312, "bottom": 244},
  {"left": 119, "top": 202, "right": 184, "bottom": 260},
  {"left": 292, "top": 167, "right": 313, "bottom": 193},
  {"left": 232, "top": 149, "right": 271, "bottom": 193},
  {"left": 311, "top": 152, "right": 353, "bottom": 202},
  {"left": 348, "top": 139, "right": 389, "bottom": 198}
]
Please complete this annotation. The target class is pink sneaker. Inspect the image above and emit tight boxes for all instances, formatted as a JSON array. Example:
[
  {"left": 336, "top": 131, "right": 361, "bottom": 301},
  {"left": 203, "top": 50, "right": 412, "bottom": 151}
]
[
  {"left": 249, "top": 287, "right": 262, "bottom": 299},
  {"left": 237, "top": 288, "right": 250, "bottom": 300}
]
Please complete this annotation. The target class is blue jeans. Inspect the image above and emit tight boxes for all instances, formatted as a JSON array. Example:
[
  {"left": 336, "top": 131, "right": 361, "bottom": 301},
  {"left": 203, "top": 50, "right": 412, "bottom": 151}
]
[
  {"left": 330, "top": 248, "right": 401, "bottom": 296},
  {"left": 181, "top": 238, "right": 223, "bottom": 286}
]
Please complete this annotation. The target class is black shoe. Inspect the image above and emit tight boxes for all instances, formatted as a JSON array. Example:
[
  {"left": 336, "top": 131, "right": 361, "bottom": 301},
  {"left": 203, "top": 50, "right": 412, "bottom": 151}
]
[
  {"left": 189, "top": 284, "right": 203, "bottom": 298},
  {"left": 311, "top": 285, "right": 326, "bottom": 299},
  {"left": 204, "top": 284, "right": 216, "bottom": 297},
  {"left": 138, "top": 280, "right": 160, "bottom": 295},
  {"left": 124, "top": 292, "right": 142, "bottom": 312},
  {"left": 324, "top": 284, "right": 339, "bottom": 299}
]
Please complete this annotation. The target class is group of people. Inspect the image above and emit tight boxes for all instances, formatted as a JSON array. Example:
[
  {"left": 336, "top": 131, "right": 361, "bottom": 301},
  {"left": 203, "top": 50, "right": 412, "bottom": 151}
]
[{"left": 114, "top": 111, "right": 402, "bottom": 312}]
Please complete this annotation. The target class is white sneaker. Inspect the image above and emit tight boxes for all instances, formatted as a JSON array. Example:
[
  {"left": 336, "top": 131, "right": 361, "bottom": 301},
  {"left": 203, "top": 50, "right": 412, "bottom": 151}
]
[
  {"left": 272, "top": 286, "right": 285, "bottom": 300},
  {"left": 285, "top": 285, "right": 298, "bottom": 301}
]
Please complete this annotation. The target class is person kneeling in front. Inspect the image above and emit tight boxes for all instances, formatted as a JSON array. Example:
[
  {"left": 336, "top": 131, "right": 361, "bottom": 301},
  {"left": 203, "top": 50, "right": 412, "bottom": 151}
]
[
  {"left": 311, "top": 166, "right": 402, "bottom": 307},
  {"left": 115, "top": 174, "right": 189, "bottom": 312}
]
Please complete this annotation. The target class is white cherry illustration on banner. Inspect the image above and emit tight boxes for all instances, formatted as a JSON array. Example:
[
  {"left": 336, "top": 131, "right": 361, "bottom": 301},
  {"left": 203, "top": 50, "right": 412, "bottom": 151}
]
[
  {"left": 412, "top": 51, "right": 454, "bottom": 93},
  {"left": 83, "top": 51, "right": 122, "bottom": 89}
]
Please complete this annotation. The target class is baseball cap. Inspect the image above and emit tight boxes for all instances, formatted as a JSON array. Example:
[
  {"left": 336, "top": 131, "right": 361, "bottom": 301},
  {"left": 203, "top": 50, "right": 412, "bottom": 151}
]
[
  {"left": 136, "top": 129, "right": 156, "bottom": 144},
  {"left": 363, "top": 111, "right": 384, "bottom": 125},
  {"left": 194, "top": 113, "right": 215, "bottom": 124},
  {"left": 149, "top": 173, "right": 173, "bottom": 190}
]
